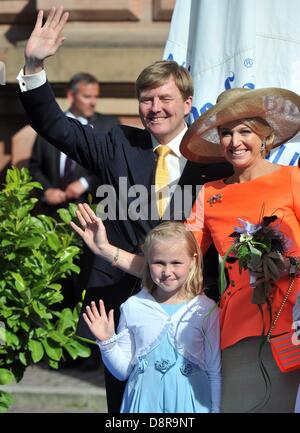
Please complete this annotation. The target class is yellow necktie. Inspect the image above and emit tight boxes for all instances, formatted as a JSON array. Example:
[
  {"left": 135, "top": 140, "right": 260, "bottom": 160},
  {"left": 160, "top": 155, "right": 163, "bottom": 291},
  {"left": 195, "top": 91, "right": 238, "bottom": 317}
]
[{"left": 155, "top": 145, "right": 171, "bottom": 218}]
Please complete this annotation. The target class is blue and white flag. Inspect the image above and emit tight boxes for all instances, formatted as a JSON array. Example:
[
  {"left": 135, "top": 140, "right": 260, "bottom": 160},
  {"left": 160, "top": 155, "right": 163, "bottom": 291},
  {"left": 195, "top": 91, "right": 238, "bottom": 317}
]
[{"left": 164, "top": 0, "right": 300, "bottom": 165}]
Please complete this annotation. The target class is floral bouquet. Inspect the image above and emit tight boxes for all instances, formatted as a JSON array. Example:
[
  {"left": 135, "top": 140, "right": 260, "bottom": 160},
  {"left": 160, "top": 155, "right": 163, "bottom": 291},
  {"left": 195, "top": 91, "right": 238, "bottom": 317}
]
[{"left": 220, "top": 214, "right": 287, "bottom": 304}]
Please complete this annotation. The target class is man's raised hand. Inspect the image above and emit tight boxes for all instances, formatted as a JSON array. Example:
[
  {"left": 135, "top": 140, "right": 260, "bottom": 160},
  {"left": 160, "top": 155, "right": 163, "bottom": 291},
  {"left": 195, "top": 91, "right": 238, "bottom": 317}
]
[{"left": 24, "top": 6, "right": 69, "bottom": 73}]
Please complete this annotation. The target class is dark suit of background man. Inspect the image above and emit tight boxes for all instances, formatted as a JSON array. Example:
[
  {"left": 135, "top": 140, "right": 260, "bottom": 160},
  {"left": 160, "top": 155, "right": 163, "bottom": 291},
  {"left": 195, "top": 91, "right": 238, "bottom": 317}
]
[{"left": 18, "top": 6, "right": 233, "bottom": 413}]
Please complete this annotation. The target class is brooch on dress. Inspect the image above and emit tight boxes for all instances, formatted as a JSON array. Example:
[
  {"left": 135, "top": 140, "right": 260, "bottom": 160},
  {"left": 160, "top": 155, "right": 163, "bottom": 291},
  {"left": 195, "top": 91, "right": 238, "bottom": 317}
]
[{"left": 207, "top": 193, "right": 222, "bottom": 207}]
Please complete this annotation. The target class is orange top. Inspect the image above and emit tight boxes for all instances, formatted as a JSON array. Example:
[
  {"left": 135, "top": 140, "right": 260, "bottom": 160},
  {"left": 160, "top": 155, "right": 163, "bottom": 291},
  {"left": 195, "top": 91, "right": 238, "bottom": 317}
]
[{"left": 187, "top": 165, "right": 300, "bottom": 350}]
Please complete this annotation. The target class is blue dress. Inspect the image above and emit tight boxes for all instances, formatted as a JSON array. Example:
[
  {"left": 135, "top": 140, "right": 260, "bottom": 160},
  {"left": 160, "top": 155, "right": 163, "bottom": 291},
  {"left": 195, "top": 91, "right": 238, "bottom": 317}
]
[{"left": 120, "top": 302, "right": 212, "bottom": 413}]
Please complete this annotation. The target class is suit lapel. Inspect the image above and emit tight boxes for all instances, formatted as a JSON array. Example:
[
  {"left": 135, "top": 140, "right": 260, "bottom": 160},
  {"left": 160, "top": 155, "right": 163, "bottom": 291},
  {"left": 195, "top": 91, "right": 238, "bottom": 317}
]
[{"left": 123, "top": 130, "right": 155, "bottom": 188}]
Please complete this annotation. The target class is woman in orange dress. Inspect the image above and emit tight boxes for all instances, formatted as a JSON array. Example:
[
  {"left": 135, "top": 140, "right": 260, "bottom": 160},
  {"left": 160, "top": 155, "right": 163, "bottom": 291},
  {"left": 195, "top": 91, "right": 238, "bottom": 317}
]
[
  {"left": 72, "top": 87, "right": 300, "bottom": 412},
  {"left": 181, "top": 87, "right": 300, "bottom": 412}
]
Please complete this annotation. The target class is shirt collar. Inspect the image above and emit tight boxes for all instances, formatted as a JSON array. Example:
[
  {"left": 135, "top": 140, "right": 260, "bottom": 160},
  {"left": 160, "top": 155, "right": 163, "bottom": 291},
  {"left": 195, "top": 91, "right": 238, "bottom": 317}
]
[
  {"left": 151, "top": 124, "right": 188, "bottom": 157},
  {"left": 66, "top": 111, "right": 88, "bottom": 125}
]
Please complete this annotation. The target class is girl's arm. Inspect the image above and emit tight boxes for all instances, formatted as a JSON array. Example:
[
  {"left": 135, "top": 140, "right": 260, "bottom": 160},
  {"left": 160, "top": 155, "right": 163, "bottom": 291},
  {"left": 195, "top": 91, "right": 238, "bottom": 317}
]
[
  {"left": 70, "top": 203, "right": 145, "bottom": 278},
  {"left": 98, "top": 305, "right": 135, "bottom": 381},
  {"left": 83, "top": 300, "right": 134, "bottom": 381}
]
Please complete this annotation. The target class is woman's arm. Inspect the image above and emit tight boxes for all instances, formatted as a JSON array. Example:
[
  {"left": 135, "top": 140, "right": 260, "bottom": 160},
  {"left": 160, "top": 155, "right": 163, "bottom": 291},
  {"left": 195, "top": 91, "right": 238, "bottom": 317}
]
[
  {"left": 70, "top": 203, "right": 145, "bottom": 278},
  {"left": 203, "top": 305, "right": 222, "bottom": 413}
]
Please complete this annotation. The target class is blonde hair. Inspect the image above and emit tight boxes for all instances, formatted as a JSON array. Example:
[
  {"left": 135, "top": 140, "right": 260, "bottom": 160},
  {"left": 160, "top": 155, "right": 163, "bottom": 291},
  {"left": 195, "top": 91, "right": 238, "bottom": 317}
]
[
  {"left": 243, "top": 117, "right": 275, "bottom": 157},
  {"left": 141, "top": 221, "right": 203, "bottom": 300},
  {"left": 135, "top": 60, "right": 193, "bottom": 101}
]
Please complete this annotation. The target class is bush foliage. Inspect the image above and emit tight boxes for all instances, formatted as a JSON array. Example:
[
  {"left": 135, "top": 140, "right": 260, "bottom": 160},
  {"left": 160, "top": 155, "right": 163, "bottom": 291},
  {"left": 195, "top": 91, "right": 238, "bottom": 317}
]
[{"left": 0, "top": 167, "right": 90, "bottom": 412}]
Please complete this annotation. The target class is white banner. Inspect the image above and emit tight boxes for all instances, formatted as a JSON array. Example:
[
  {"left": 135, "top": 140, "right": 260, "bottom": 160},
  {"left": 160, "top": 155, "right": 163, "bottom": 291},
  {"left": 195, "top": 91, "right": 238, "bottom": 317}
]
[{"left": 164, "top": 0, "right": 300, "bottom": 165}]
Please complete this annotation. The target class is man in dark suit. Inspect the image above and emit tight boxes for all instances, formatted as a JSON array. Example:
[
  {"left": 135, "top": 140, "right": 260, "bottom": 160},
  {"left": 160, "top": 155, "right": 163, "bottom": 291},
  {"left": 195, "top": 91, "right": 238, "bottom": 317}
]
[{"left": 18, "top": 7, "right": 233, "bottom": 412}]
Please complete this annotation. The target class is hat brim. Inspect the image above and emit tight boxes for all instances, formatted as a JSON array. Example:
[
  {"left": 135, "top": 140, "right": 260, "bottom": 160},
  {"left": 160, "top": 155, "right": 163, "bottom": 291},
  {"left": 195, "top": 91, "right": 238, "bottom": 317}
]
[{"left": 180, "top": 87, "right": 300, "bottom": 163}]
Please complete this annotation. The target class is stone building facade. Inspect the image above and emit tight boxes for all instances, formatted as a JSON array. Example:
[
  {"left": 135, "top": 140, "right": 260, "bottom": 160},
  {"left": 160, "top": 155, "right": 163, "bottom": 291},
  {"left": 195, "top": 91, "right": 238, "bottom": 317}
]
[{"left": 0, "top": 0, "right": 174, "bottom": 178}]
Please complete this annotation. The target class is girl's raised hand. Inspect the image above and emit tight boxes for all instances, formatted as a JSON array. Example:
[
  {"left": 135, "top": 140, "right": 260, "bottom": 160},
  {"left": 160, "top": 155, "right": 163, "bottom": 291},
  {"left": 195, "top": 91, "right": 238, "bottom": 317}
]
[
  {"left": 83, "top": 300, "right": 115, "bottom": 342},
  {"left": 70, "top": 203, "right": 109, "bottom": 256}
]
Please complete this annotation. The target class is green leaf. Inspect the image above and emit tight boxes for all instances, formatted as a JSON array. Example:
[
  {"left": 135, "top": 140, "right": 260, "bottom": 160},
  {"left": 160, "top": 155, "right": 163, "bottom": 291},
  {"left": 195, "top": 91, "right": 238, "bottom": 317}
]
[
  {"left": 47, "top": 283, "right": 62, "bottom": 291},
  {"left": 18, "top": 352, "right": 27, "bottom": 366},
  {"left": 10, "top": 272, "right": 26, "bottom": 292},
  {"left": 0, "top": 368, "right": 15, "bottom": 385},
  {"left": 64, "top": 343, "right": 79, "bottom": 360},
  {"left": 0, "top": 390, "right": 13, "bottom": 413},
  {"left": 67, "top": 339, "right": 91, "bottom": 358},
  {"left": 59, "top": 246, "right": 81, "bottom": 262},
  {"left": 26, "top": 181, "right": 43, "bottom": 190},
  {"left": 56, "top": 208, "right": 72, "bottom": 224},
  {"left": 35, "top": 328, "right": 48, "bottom": 339},
  {"left": 48, "top": 359, "right": 59, "bottom": 369},
  {"left": 48, "top": 331, "right": 68, "bottom": 345},
  {"left": 32, "top": 300, "right": 52, "bottom": 319},
  {"left": 18, "top": 236, "right": 43, "bottom": 249},
  {"left": 57, "top": 308, "right": 74, "bottom": 333},
  {"left": 42, "top": 339, "right": 63, "bottom": 361},
  {"left": 72, "top": 303, "right": 82, "bottom": 322},
  {"left": 20, "top": 320, "right": 30, "bottom": 332},
  {"left": 46, "top": 232, "right": 61, "bottom": 251},
  {"left": 28, "top": 339, "right": 44, "bottom": 363},
  {"left": 5, "top": 252, "right": 16, "bottom": 261},
  {"left": 17, "top": 204, "right": 35, "bottom": 220},
  {"left": 46, "top": 292, "right": 64, "bottom": 305},
  {"left": 37, "top": 214, "right": 55, "bottom": 230},
  {"left": 5, "top": 331, "right": 19, "bottom": 348},
  {"left": 1, "top": 240, "right": 14, "bottom": 247}
]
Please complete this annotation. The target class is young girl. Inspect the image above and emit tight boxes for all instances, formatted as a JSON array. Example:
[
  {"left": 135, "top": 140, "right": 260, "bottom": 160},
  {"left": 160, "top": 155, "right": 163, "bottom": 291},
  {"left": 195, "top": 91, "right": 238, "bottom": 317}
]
[{"left": 81, "top": 221, "right": 221, "bottom": 413}]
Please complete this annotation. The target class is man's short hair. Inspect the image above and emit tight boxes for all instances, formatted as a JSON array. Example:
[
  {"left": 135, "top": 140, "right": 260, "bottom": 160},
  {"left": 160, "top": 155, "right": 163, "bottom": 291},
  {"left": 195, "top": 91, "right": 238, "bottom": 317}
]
[
  {"left": 135, "top": 60, "right": 193, "bottom": 101},
  {"left": 68, "top": 72, "right": 99, "bottom": 93}
]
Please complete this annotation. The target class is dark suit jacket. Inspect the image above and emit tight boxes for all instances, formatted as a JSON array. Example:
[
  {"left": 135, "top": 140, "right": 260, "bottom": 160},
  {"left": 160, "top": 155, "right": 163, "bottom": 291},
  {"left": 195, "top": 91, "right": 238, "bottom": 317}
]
[
  {"left": 20, "top": 82, "right": 233, "bottom": 338},
  {"left": 29, "top": 111, "right": 119, "bottom": 215}
]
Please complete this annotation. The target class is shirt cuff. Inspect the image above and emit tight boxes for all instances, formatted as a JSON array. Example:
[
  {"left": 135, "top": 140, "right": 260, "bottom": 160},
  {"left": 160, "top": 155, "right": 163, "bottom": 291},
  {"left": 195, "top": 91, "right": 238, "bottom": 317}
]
[
  {"left": 96, "top": 334, "right": 118, "bottom": 352},
  {"left": 16, "top": 68, "right": 46, "bottom": 92},
  {"left": 79, "top": 177, "right": 89, "bottom": 191}
]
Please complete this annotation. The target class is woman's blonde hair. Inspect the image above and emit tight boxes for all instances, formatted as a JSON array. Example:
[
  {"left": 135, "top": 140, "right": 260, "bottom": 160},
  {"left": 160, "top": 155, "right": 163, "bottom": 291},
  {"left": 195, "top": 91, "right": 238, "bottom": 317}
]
[
  {"left": 243, "top": 117, "right": 275, "bottom": 157},
  {"left": 141, "top": 221, "right": 203, "bottom": 300}
]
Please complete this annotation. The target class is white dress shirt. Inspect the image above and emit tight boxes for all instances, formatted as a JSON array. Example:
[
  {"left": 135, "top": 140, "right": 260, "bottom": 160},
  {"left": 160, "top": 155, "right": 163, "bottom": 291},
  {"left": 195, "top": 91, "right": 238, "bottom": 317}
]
[{"left": 61, "top": 112, "right": 89, "bottom": 190}]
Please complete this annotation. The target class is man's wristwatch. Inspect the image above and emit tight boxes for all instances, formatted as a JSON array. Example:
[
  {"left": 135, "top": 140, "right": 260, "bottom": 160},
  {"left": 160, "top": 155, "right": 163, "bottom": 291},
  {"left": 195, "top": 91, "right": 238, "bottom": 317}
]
[{"left": 288, "top": 256, "right": 300, "bottom": 278}]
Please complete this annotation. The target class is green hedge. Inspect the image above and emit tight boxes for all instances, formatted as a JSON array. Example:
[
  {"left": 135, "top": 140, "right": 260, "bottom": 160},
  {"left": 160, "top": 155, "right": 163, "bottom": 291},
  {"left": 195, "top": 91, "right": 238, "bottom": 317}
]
[{"left": 0, "top": 167, "right": 91, "bottom": 412}]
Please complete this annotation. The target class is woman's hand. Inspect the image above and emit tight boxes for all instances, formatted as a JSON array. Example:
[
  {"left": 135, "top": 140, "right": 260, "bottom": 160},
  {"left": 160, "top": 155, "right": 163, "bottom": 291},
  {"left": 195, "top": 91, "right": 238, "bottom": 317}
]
[
  {"left": 71, "top": 203, "right": 145, "bottom": 278},
  {"left": 24, "top": 6, "right": 69, "bottom": 73},
  {"left": 83, "top": 300, "right": 115, "bottom": 342},
  {"left": 70, "top": 203, "right": 110, "bottom": 256}
]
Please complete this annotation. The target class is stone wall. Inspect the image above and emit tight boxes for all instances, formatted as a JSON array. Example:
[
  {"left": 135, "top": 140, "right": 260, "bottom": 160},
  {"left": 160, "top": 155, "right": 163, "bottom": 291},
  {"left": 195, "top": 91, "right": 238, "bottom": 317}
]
[{"left": 0, "top": 0, "right": 174, "bottom": 177}]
